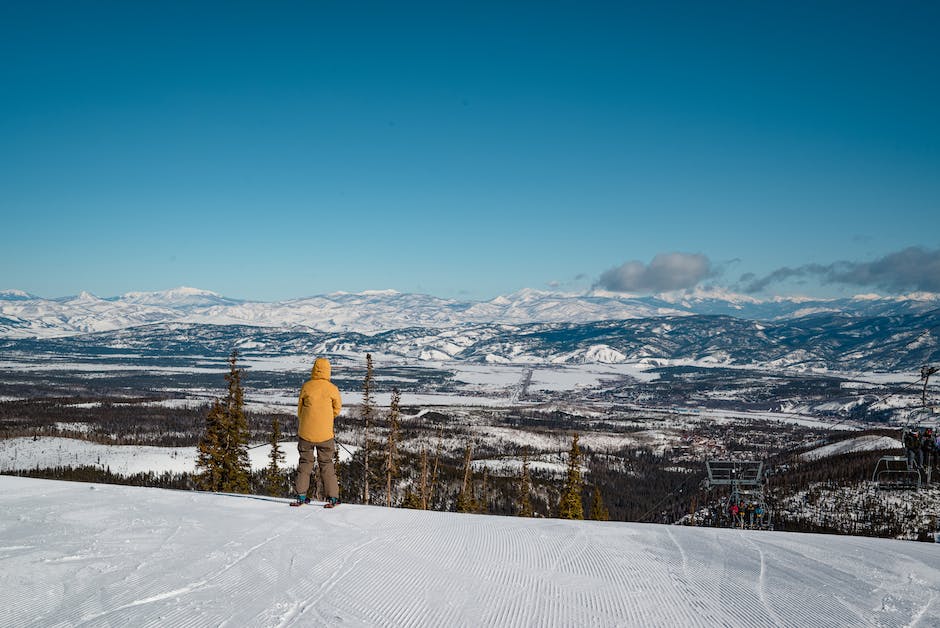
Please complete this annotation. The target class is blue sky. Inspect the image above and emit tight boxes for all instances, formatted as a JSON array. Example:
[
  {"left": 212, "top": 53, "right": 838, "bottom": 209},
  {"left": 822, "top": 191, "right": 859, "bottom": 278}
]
[{"left": 2, "top": 2, "right": 938, "bottom": 301}]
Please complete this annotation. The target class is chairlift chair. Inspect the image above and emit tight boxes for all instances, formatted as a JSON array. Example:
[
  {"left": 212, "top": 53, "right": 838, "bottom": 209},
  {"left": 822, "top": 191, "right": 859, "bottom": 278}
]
[
  {"left": 872, "top": 455, "right": 922, "bottom": 489},
  {"left": 705, "top": 460, "right": 772, "bottom": 530}
]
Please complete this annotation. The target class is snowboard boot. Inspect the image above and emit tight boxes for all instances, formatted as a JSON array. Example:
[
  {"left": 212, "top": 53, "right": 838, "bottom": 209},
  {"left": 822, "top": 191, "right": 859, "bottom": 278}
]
[
  {"left": 324, "top": 497, "right": 340, "bottom": 509},
  {"left": 289, "top": 495, "right": 310, "bottom": 507}
]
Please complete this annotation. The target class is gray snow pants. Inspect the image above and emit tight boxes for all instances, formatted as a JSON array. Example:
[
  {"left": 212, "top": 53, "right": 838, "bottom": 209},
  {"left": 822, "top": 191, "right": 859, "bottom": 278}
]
[{"left": 295, "top": 437, "right": 339, "bottom": 499}]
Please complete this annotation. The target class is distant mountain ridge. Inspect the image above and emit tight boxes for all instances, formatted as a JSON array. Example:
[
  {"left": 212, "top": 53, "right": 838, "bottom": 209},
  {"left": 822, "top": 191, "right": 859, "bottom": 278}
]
[
  {"left": 2, "top": 286, "right": 939, "bottom": 340},
  {"left": 4, "top": 308, "right": 938, "bottom": 372}
]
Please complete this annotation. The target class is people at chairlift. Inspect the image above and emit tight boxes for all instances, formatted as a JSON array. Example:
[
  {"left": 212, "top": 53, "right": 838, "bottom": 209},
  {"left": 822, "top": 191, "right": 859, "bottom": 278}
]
[
  {"left": 905, "top": 429, "right": 923, "bottom": 467},
  {"left": 924, "top": 427, "right": 936, "bottom": 469}
]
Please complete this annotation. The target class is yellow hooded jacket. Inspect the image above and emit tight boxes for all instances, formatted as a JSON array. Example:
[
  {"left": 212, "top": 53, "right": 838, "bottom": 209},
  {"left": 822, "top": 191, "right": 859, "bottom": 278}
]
[{"left": 297, "top": 358, "right": 342, "bottom": 443}]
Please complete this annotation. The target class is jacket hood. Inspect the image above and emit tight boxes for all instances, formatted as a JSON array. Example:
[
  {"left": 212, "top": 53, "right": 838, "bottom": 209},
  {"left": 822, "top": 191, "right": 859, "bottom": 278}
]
[{"left": 311, "top": 357, "right": 331, "bottom": 380}]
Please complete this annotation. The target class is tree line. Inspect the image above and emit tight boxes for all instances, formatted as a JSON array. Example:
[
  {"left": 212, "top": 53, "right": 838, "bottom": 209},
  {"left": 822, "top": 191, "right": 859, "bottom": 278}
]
[{"left": 194, "top": 351, "right": 609, "bottom": 520}]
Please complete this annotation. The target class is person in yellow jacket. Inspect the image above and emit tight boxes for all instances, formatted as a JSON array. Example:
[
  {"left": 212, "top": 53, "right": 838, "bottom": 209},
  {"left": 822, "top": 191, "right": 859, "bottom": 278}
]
[{"left": 291, "top": 357, "right": 342, "bottom": 507}]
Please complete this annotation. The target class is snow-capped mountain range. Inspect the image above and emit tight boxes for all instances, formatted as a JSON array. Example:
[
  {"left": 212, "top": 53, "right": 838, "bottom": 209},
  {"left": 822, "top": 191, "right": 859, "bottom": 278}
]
[
  {"left": 2, "top": 286, "right": 938, "bottom": 371},
  {"left": 9, "top": 309, "right": 934, "bottom": 371},
  {"left": 2, "top": 285, "right": 939, "bottom": 339}
]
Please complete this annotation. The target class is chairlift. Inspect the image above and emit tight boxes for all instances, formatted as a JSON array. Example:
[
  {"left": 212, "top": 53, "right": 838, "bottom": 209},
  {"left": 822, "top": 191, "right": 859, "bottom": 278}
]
[
  {"left": 704, "top": 460, "right": 772, "bottom": 530},
  {"left": 872, "top": 455, "right": 922, "bottom": 489},
  {"left": 873, "top": 365, "right": 939, "bottom": 489}
]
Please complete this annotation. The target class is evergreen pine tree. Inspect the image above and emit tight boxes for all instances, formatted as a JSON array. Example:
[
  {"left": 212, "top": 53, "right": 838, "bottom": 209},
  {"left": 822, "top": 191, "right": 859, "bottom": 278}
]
[
  {"left": 361, "top": 353, "right": 375, "bottom": 504},
  {"left": 428, "top": 424, "right": 444, "bottom": 507},
  {"left": 308, "top": 458, "right": 322, "bottom": 502},
  {"left": 590, "top": 484, "right": 610, "bottom": 521},
  {"left": 385, "top": 388, "right": 401, "bottom": 507},
  {"left": 333, "top": 442, "right": 341, "bottom": 500},
  {"left": 401, "top": 490, "right": 422, "bottom": 509},
  {"left": 265, "top": 416, "right": 285, "bottom": 496},
  {"left": 518, "top": 446, "right": 534, "bottom": 517},
  {"left": 195, "top": 399, "right": 226, "bottom": 491},
  {"left": 219, "top": 349, "right": 251, "bottom": 493},
  {"left": 195, "top": 350, "right": 251, "bottom": 493},
  {"left": 456, "top": 442, "right": 476, "bottom": 513},
  {"left": 558, "top": 433, "right": 584, "bottom": 520},
  {"left": 419, "top": 447, "right": 429, "bottom": 510}
]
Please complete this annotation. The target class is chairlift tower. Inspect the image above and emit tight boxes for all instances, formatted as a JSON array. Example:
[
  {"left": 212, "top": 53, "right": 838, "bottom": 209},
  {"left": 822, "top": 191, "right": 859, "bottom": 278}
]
[
  {"left": 922, "top": 365, "right": 939, "bottom": 409},
  {"left": 705, "top": 460, "right": 771, "bottom": 530}
]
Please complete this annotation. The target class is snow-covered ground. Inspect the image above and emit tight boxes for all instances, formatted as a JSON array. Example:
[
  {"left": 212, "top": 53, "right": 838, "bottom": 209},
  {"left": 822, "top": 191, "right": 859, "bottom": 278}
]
[
  {"left": 802, "top": 435, "right": 903, "bottom": 461},
  {"left": 0, "top": 437, "right": 351, "bottom": 475},
  {"left": 1, "top": 476, "right": 939, "bottom": 627}
]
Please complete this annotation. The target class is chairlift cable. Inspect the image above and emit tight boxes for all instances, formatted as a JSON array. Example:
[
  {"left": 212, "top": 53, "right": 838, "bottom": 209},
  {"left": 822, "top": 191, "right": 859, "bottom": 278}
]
[
  {"left": 787, "top": 369, "right": 935, "bottom": 441},
  {"left": 636, "top": 471, "right": 705, "bottom": 523}
]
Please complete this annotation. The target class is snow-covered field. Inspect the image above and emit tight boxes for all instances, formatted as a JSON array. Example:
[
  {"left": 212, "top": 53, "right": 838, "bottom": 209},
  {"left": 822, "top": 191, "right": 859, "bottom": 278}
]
[
  {"left": 0, "top": 437, "right": 348, "bottom": 475},
  {"left": 0, "top": 358, "right": 658, "bottom": 409},
  {"left": 1, "top": 476, "right": 939, "bottom": 627}
]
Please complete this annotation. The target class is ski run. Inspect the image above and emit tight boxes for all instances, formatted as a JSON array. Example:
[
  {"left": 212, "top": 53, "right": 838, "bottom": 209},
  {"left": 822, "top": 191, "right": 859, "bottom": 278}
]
[{"left": 2, "top": 476, "right": 940, "bottom": 627}]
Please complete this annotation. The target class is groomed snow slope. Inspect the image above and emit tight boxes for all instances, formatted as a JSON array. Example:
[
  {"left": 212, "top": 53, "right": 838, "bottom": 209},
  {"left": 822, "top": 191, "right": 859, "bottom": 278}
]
[{"left": 2, "top": 477, "right": 939, "bottom": 627}]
